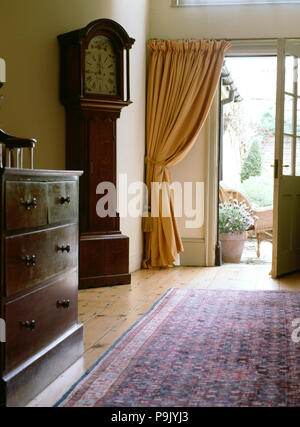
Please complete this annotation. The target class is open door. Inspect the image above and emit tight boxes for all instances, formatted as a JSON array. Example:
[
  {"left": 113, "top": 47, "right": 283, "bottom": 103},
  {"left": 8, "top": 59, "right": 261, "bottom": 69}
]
[{"left": 273, "top": 39, "right": 300, "bottom": 278}]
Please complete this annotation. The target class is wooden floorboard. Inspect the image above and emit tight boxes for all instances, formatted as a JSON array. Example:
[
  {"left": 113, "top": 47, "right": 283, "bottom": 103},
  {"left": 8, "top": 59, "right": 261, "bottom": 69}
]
[{"left": 28, "top": 264, "right": 300, "bottom": 406}]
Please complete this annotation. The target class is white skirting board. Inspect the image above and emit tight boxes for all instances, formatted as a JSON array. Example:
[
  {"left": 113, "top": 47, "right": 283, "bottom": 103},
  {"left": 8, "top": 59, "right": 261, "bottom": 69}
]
[
  {"left": 129, "top": 251, "right": 144, "bottom": 273},
  {"left": 179, "top": 238, "right": 206, "bottom": 267}
]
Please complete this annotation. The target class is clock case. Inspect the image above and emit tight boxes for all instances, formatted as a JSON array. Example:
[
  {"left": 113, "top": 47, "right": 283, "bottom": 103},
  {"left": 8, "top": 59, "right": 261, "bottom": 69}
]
[{"left": 58, "top": 19, "right": 135, "bottom": 289}]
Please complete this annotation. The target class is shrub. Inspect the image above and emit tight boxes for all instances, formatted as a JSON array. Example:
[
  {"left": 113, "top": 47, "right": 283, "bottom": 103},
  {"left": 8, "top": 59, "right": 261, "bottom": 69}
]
[
  {"left": 241, "top": 140, "right": 262, "bottom": 182},
  {"left": 240, "top": 176, "right": 273, "bottom": 207}
]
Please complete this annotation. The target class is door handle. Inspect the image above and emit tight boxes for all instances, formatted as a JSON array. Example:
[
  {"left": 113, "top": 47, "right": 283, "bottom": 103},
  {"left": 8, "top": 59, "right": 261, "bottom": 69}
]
[
  {"left": 271, "top": 163, "right": 289, "bottom": 168},
  {"left": 271, "top": 160, "right": 279, "bottom": 178},
  {"left": 270, "top": 161, "right": 289, "bottom": 178}
]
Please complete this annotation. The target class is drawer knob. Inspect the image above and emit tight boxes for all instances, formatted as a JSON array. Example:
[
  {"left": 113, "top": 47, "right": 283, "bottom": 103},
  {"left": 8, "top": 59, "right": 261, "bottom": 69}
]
[
  {"left": 60, "top": 196, "right": 71, "bottom": 205},
  {"left": 25, "top": 255, "right": 36, "bottom": 267},
  {"left": 24, "top": 197, "right": 38, "bottom": 211},
  {"left": 59, "top": 245, "right": 71, "bottom": 253},
  {"left": 21, "top": 320, "right": 36, "bottom": 331},
  {"left": 57, "top": 299, "right": 71, "bottom": 309}
]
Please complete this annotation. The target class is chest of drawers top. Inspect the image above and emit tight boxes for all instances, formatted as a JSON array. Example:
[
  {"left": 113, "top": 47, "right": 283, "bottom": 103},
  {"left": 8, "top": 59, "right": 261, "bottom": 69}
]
[{"left": 1, "top": 168, "right": 83, "bottom": 233}]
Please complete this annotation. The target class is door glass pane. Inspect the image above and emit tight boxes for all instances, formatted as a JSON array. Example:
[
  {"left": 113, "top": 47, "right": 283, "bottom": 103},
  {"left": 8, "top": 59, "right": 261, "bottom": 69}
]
[
  {"left": 283, "top": 135, "right": 293, "bottom": 176},
  {"left": 285, "top": 56, "right": 294, "bottom": 94},
  {"left": 296, "top": 137, "right": 300, "bottom": 176},
  {"left": 284, "top": 94, "right": 294, "bottom": 135}
]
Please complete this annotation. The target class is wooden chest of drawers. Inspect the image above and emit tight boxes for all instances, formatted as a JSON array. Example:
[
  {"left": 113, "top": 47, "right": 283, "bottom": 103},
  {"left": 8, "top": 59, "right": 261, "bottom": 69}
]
[{"left": 0, "top": 168, "right": 84, "bottom": 407}]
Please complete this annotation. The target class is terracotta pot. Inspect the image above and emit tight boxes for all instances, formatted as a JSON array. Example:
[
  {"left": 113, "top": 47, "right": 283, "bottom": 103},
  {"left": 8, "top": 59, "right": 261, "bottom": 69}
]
[{"left": 220, "top": 232, "right": 248, "bottom": 263}]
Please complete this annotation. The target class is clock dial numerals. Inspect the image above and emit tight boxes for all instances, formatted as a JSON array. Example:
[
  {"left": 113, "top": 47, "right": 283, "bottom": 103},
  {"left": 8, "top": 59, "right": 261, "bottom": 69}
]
[{"left": 85, "top": 35, "right": 118, "bottom": 96}]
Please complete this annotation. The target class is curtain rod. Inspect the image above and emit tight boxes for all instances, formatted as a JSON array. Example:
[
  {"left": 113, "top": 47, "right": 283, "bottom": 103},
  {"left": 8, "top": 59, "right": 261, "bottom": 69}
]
[
  {"left": 148, "top": 37, "right": 300, "bottom": 42},
  {"left": 221, "top": 37, "right": 300, "bottom": 41},
  {"left": 220, "top": 37, "right": 277, "bottom": 41}
]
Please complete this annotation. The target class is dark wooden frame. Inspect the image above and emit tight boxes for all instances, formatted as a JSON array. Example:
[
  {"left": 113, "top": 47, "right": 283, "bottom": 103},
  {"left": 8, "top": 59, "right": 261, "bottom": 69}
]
[
  {"left": 58, "top": 19, "right": 135, "bottom": 289},
  {"left": 58, "top": 19, "right": 135, "bottom": 105}
]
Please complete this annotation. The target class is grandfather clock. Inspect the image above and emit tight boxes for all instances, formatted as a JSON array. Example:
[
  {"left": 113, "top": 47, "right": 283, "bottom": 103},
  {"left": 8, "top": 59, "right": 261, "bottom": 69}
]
[{"left": 58, "top": 19, "right": 135, "bottom": 289}]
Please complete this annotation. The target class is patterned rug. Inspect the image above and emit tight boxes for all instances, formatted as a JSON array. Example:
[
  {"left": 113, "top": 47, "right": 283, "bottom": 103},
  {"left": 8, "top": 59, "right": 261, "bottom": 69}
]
[{"left": 56, "top": 289, "right": 300, "bottom": 407}]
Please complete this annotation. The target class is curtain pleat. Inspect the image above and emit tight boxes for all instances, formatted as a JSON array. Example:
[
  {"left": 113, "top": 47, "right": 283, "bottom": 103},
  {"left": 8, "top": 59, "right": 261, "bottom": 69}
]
[{"left": 143, "top": 39, "right": 231, "bottom": 268}]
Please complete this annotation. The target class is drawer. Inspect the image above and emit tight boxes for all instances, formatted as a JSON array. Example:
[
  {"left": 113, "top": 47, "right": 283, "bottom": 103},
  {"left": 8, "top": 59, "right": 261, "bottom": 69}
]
[
  {"left": 5, "top": 224, "right": 78, "bottom": 296},
  {"left": 4, "top": 272, "right": 78, "bottom": 371},
  {"left": 48, "top": 181, "right": 78, "bottom": 224},
  {"left": 6, "top": 181, "right": 48, "bottom": 231}
]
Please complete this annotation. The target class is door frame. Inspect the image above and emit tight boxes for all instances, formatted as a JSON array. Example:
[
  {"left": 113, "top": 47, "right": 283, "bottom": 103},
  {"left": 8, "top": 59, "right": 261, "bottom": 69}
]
[
  {"left": 205, "top": 39, "right": 279, "bottom": 266},
  {"left": 205, "top": 90, "right": 220, "bottom": 266},
  {"left": 272, "top": 38, "right": 300, "bottom": 277},
  {"left": 272, "top": 38, "right": 285, "bottom": 277}
]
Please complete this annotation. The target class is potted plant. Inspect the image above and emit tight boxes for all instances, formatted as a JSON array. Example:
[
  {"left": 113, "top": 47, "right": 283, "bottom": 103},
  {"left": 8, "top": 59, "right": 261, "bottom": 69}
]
[{"left": 219, "top": 198, "right": 257, "bottom": 263}]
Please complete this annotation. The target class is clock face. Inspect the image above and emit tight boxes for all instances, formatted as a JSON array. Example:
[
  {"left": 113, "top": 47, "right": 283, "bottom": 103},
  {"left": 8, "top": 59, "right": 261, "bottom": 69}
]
[{"left": 85, "top": 35, "right": 118, "bottom": 96}]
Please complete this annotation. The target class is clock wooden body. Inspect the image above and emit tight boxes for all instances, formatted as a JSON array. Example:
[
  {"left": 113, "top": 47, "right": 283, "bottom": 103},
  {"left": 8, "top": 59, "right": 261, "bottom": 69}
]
[{"left": 58, "top": 19, "right": 135, "bottom": 289}]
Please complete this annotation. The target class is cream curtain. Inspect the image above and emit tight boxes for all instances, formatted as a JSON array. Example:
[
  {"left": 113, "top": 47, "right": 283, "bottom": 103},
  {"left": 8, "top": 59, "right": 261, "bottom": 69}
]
[{"left": 143, "top": 39, "right": 231, "bottom": 268}]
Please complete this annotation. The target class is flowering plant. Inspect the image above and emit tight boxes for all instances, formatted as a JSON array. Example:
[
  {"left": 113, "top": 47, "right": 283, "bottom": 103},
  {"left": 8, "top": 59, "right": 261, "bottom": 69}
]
[{"left": 219, "top": 199, "right": 257, "bottom": 234}]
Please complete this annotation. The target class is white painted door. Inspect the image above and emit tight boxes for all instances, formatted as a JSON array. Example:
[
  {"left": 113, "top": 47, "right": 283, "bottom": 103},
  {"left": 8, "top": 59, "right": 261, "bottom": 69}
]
[{"left": 273, "top": 39, "right": 300, "bottom": 277}]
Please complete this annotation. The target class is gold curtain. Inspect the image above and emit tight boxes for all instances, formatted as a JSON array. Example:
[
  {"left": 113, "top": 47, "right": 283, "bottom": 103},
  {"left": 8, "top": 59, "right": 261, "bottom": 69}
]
[{"left": 143, "top": 39, "right": 231, "bottom": 268}]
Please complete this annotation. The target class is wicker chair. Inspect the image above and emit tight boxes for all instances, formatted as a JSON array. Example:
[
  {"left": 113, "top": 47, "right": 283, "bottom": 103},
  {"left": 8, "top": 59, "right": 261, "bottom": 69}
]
[{"left": 219, "top": 186, "right": 273, "bottom": 257}]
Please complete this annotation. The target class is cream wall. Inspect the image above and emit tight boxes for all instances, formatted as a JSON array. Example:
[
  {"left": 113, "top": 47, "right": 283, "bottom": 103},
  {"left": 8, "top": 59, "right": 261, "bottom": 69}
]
[
  {"left": 149, "top": 0, "right": 300, "bottom": 243},
  {"left": 171, "top": 128, "right": 206, "bottom": 239},
  {"left": 149, "top": 1, "right": 300, "bottom": 39},
  {"left": 2, "top": 1, "right": 300, "bottom": 269},
  {"left": 0, "top": 0, "right": 149, "bottom": 272}
]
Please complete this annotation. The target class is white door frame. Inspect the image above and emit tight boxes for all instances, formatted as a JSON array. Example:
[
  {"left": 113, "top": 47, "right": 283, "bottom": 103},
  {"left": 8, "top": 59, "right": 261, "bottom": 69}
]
[
  {"left": 272, "top": 38, "right": 300, "bottom": 277},
  {"left": 205, "top": 92, "right": 220, "bottom": 266},
  {"left": 205, "top": 39, "right": 278, "bottom": 266}
]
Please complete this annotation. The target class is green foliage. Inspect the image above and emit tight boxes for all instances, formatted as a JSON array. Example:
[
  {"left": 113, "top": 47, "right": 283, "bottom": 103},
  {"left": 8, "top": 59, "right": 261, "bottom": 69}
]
[
  {"left": 260, "top": 107, "right": 275, "bottom": 136},
  {"left": 240, "top": 176, "right": 273, "bottom": 207},
  {"left": 219, "top": 200, "right": 255, "bottom": 234},
  {"left": 241, "top": 140, "right": 262, "bottom": 182}
]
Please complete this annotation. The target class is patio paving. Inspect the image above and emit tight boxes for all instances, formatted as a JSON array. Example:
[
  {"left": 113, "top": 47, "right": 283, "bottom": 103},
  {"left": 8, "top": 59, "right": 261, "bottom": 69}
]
[
  {"left": 240, "top": 238, "right": 272, "bottom": 265},
  {"left": 221, "top": 238, "right": 272, "bottom": 267}
]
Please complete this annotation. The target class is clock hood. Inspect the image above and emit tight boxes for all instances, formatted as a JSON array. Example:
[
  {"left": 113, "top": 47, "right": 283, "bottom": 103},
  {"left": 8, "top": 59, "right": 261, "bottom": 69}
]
[{"left": 80, "top": 19, "right": 135, "bottom": 50}]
